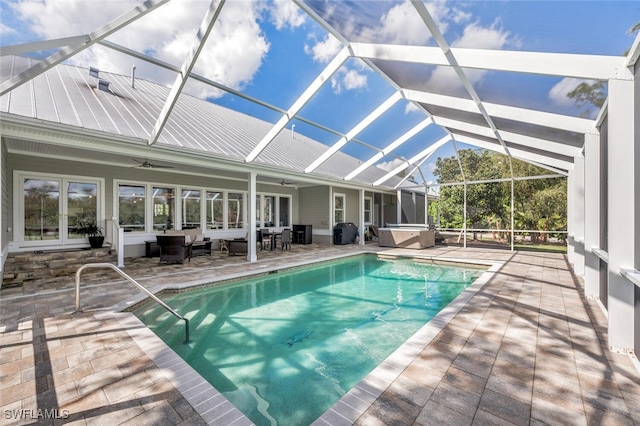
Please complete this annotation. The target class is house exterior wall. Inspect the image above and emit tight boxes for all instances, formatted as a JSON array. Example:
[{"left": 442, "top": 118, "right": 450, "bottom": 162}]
[
  {"left": 7, "top": 153, "right": 299, "bottom": 256},
  {"left": 1, "top": 138, "right": 9, "bottom": 274},
  {"left": 298, "top": 185, "right": 330, "bottom": 244}
]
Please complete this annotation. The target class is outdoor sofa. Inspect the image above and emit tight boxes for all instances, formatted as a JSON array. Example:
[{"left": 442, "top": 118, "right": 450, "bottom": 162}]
[
  {"left": 164, "top": 228, "right": 212, "bottom": 256},
  {"left": 156, "top": 235, "right": 192, "bottom": 264}
]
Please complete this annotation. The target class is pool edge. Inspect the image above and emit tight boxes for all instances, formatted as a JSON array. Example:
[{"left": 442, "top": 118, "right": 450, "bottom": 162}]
[
  {"left": 311, "top": 259, "right": 504, "bottom": 425},
  {"left": 109, "top": 251, "right": 504, "bottom": 426}
]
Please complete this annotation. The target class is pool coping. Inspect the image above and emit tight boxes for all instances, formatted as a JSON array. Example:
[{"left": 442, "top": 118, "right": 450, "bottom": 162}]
[{"left": 102, "top": 251, "right": 504, "bottom": 426}]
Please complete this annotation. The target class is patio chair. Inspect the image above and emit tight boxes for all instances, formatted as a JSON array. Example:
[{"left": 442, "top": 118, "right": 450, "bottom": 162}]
[
  {"left": 259, "top": 228, "right": 271, "bottom": 251},
  {"left": 280, "top": 229, "right": 291, "bottom": 251},
  {"left": 228, "top": 238, "right": 248, "bottom": 256},
  {"left": 156, "top": 235, "right": 192, "bottom": 264}
]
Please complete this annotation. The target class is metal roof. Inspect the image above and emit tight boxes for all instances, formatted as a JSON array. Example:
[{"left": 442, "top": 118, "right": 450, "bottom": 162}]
[
  {"left": 1, "top": 0, "right": 639, "bottom": 189},
  {"left": 0, "top": 54, "right": 406, "bottom": 189}
]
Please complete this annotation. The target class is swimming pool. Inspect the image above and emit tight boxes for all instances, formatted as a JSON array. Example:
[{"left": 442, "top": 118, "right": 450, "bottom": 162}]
[{"left": 133, "top": 254, "right": 483, "bottom": 425}]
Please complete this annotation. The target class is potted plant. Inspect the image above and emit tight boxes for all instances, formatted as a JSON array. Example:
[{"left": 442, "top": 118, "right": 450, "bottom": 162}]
[{"left": 77, "top": 216, "right": 104, "bottom": 249}]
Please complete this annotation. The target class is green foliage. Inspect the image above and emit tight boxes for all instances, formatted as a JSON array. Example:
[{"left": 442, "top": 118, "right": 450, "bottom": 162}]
[
  {"left": 432, "top": 149, "right": 566, "bottom": 241},
  {"left": 567, "top": 81, "right": 606, "bottom": 117},
  {"left": 76, "top": 215, "right": 103, "bottom": 237}
]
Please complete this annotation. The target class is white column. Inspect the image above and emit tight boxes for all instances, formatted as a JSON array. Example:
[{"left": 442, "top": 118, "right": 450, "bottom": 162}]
[
  {"left": 247, "top": 172, "right": 257, "bottom": 262},
  {"left": 425, "top": 186, "right": 429, "bottom": 227},
  {"left": 584, "top": 132, "right": 602, "bottom": 299},
  {"left": 510, "top": 178, "right": 514, "bottom": 252},
  {"left": 463, "top": 183, "right": 467, "bottom": 249},
  {"left": 396, "top": 190, "right": 402, "bottom": 224},
  {"left": 607, "top": 78, "right": 637, "bottom": 353},
  {"left": 329, "top": 185, "right": 334, "bottom": 245},
  {"left": 359, "top": 189, "right": 365, "bottom": 246},
  {"left": 573, "top": 153, "right": 586, "bottom": 276},
  {"left": 0, "top": 140, "right": 3, "bottom": 276},
  {"left": 567, "top": 170, "right": 575, "bottom": 263}
]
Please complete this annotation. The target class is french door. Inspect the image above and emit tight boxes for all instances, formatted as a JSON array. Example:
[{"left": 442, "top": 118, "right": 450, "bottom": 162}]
[{"left": 17, "top": 173, "right": 103, "bottom": 247}]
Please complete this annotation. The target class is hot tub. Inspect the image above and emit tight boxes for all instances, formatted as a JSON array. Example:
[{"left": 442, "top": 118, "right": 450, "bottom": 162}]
[{"left": 378, "top": 227, "right": 435, "bottom": 249}]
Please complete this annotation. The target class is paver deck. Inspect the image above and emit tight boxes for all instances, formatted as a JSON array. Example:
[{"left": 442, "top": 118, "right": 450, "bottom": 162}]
[{"left": 1, "top": 243, "right": 639, "bottom": 425}]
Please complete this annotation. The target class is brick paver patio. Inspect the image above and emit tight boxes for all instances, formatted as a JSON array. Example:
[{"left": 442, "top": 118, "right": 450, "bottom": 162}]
[{"left": 1, "top": 244, "right": 639, "bottom": 425}]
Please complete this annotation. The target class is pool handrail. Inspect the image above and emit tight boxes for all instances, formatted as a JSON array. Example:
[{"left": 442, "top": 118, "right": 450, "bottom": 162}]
[{"left": 73, "top": 262, "right": 191, "bottom": 344}]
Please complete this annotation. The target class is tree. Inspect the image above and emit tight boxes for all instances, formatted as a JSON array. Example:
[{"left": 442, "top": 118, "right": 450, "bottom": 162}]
[
  {"left": 432, "top": 149, "right": 567, "bottom": 244},
  {"left": 568, "top": 21, "right": 639, "bottom": 115},
  {"left": 567, "top": 81, "right": 606, "bottom": 117}
]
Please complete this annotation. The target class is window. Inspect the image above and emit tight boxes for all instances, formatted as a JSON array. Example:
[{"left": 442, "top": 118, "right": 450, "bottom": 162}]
[
  {"left": 152, "top": 187, "right": 175, "bottom": 231},
  {"left": 364, "top": 197, "right": 372, "bottom": 225},
  {"left": 279, "top": 197, "right": 290, "bottom": 226},
  {"left": 263, "top": 195, "right": 275, "bottom": 227},
  {"left": 255, "top": 194, "right": 261, "bottom": 227},
  {"left": 119, "top": 185, "right": 145, "bottom": 232},
  {"left": 255, "top": 194, "right": 291, "bottom": 228},
  {"left": 228, "top": 192, "right": 244, "bottom": 229},
  {"left": 23, "top": 179, "right": 60, "bottom": 241},
  {"left": 182, "top": 189, "right": 201, "bottom": 229},
  {"left": 67, "top": 182, "right": 98, "bottom": 239},
  {"left": 206, "top": 191, "right": 223, "bottom": 229},
  {"left": 334, "top": 193, "right": 345, "bottom": 224}
]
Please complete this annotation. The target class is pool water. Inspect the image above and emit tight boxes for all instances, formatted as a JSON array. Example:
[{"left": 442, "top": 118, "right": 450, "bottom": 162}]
[{"left": 133, "top": 255, "right": 482, "bottom": 425}]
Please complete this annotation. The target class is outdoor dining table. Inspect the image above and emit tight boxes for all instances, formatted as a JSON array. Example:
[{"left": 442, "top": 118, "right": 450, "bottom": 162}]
[{"left": 265, "top": 231, "right": 282, "bottom": 250}]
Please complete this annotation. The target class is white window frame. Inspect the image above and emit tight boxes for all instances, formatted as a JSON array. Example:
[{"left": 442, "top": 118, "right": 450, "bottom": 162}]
[
  {"left": 115, "top": 180, "right": 247, "bottom": 234},
  {"left": 255, "top": 193, "right": 292, "bottom": 228},
  {"left": 334, "top": 193, "right": 346, "bottom": 224},
  {"left": 364, "top": 196, "right": 373, "bottom": 225},
  {"left": 14, "top": 171, "right": 105, "bottom": 248}
]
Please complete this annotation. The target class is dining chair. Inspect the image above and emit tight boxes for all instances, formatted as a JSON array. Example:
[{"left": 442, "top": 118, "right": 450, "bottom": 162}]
[
  {"left": 280, "top": 229, "right": 292, "bottom": 251},
  {"left": 259, "top": 228, "right": 271, "bottom": 251}
]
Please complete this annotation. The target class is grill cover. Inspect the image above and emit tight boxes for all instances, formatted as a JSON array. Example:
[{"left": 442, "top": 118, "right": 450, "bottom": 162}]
[{"left": 333, "top": 222, "right": 358, "bottom": 244}]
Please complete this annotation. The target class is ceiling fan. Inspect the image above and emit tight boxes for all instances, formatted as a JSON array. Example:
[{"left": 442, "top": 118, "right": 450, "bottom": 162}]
[
  {"left": 279, "top": 179, "right": 298, "bottom": 189},
  {"left": 131, "top": 158, "right": 174, "bottom": 169}
]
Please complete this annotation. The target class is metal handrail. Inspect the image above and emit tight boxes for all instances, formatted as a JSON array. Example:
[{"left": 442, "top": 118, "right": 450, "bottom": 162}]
[{"left": 73, "top": 263, "right": 191, "bottom": 344}]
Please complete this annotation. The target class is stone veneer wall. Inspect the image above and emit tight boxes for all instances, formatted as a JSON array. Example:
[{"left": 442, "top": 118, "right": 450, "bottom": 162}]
[{"left": 2, "top": 248, "right": 115, "bottom": 288}]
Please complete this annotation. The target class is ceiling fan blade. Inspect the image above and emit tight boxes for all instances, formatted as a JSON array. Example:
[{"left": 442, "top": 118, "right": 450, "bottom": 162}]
[{"left": 131, "top": 158, "right": 174, "bottom": 169}]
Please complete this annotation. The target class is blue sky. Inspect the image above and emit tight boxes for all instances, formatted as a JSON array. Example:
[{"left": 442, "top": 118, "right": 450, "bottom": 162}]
[{"left": 1, "top": 0, "right": 639, "bottom": 186}]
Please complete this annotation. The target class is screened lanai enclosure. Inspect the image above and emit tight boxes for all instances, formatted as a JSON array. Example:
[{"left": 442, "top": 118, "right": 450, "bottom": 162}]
[{"left": 1, "top": 0, "right": 639, "bottom": 361}]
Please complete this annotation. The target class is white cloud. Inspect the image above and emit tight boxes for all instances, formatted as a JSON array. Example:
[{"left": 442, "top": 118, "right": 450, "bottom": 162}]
[
  {"left": 405, "top": 102, "right": 421, "bottom": 114},
  {"left": 451, "top": 8, "right": 472, "bottom": 24},
  {"left": 10, "top": 0, "right": 270, "bottom": 99},
  {"left": 549, "top": 77, "right": 589, "bottom": 107},
  {"left": 11, "top": 0, "right": 130, "bottom": 39},
  {"left": 425, "top": 161, "right": 437, "bottom": 175},
  {"left": 331, "top": 68, "right": 367, "bottom": 94},
  {"left": 270, "top": 0, "right": 306, "bottom": 30},
  {"left": 376, "top": 158, "right": 406, "bottom": 172},
  {"left": 0, "top": 22, "right": 17, "bottom": 37},
  {"left": 424, "top": 20, "right": 512, "bottom": 96},
  {"left": 374, "top": 0, "right": 433, "bottom": 45},
  {"left": 452, "top": 21, "right": 510, "bottom": 50},
  {"left": 304, "top": 33, "right": 342, "bottom": 63},
  {"left": 341, "top": 69, "right": 368, "bottom": 91}
]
